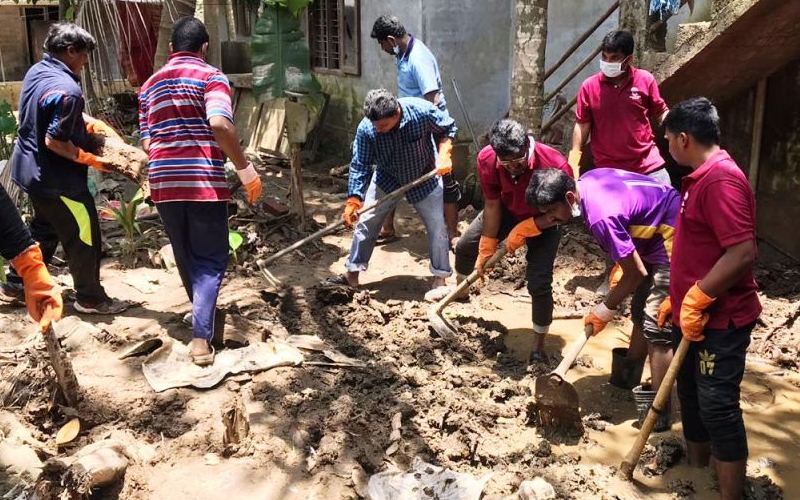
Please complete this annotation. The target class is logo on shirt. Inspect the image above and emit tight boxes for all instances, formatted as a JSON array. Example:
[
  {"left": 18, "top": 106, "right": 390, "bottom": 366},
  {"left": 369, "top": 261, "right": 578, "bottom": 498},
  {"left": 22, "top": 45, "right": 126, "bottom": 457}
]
[
  {"left": 630, "top": 86, "right": 642, "bottom": 101},
  {"left": 699, "top": 350, "right": 716, "bottom": 376},
  {"left": 681, "top": 191, "right": 689, "bottom": 214}
]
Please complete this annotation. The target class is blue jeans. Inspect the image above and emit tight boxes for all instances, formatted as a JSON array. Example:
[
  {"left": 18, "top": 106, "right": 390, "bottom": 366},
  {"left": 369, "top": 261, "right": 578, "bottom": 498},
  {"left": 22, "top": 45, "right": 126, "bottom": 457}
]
[
  {"left": 346, "top": 175, "right": 452, "bottom": 277},
  {"left": 157, "top": 201, "right": 229, "bottom": 341}
]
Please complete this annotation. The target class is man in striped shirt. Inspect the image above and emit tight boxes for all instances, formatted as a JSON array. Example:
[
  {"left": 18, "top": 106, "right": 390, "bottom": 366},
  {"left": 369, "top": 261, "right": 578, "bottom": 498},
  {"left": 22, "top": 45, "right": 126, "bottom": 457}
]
[{"left": 139, "top": 17, "right": 262, "bottom": 366}]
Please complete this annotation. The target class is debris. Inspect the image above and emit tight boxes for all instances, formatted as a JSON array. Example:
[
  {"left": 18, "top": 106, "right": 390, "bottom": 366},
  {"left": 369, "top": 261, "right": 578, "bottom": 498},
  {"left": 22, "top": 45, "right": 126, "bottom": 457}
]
[
  {"left": 367, "top": 457, "right": 492, "bottom": 500},
  {"left": 39, "top": 439, "right": 129, "bottom": 496},
  {"left": 204, "top": 453, "right": 220, "bottom": 466},
  {"left": 55, "top": 418, "right": 81, "bottom": 446},
  {"left": 222, "top": 393, "right": 250, "bottom": 454},
  {"left": 518, "top": 477, "right": 556, "bottom": 500}
]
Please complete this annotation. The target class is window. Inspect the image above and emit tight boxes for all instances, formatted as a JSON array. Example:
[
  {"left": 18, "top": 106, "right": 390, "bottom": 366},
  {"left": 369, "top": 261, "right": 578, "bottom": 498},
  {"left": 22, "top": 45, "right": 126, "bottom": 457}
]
[{"left": 309, "top": 0, "right": 360, "bottom": 75}]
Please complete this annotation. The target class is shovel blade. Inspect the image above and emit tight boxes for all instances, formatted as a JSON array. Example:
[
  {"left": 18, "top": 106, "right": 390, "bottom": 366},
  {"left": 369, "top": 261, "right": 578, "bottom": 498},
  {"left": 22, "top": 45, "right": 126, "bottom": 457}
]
[
  {"left": 533, "top": 373, "right": 583, "bottom": 435},
  {"left": 426, "top": 306, "right": 458, "bottom": 341}
]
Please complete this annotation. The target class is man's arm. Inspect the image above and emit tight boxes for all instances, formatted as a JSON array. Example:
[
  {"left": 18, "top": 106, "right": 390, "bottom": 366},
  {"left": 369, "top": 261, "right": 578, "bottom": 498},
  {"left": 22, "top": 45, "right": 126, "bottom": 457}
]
[
  {"left": 347, "top": 126, "right": 375, "bottom": 201},
  {"left": 423, "top": 90, "right": 441, "bottom": 107},
  {"left": 208, "top": 116, "right": 248, "bottom": 169},
  {"left": 571, "top": 121, "right": 590, "bottom": 152},
  {"left": 603, "top": 252, "right": 648, "bottom": 309},
  {"left": 698, "top": 240, "right": 756, "bottom": 297},
  {"left": 482, "top": 198, "right": 502, "bottom": 238}
]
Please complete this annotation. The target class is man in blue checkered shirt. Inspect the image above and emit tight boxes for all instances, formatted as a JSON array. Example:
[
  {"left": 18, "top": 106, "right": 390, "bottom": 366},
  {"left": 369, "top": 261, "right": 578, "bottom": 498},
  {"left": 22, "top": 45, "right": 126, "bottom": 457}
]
[{"left": 336, "top": 89, "right": 457, "bottom": 294}]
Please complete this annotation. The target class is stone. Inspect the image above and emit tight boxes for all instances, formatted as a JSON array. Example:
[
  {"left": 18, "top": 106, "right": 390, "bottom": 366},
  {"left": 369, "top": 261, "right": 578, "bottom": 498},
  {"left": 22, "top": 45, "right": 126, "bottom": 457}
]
[{"left": 518, "top": 477, "right": 556, "bottom": 500}]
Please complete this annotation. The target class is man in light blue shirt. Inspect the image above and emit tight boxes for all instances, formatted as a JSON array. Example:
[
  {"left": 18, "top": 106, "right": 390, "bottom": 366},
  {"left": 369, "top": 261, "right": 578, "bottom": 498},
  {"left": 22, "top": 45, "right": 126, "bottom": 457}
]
[{"left": 370, "top": 15, "right": 459, "bottom": 248}]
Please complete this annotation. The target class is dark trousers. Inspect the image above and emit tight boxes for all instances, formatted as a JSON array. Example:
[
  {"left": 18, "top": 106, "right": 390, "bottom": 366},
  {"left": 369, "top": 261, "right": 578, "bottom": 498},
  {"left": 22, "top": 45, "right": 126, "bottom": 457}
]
[
  {"left": 8, "top": 194, "right": 107, "bottom": 304},
  {"left": 454, "top": 209, "right": 561, "bottom": 327},
  {"left": 157, "top": 201, "right": 229, "bottom": 341},
  {"left": 672, "top": 322, "right": 753, "bottom": 462},
  {"left": 0, "top": 184, "right": 34, "bottom": 260}
]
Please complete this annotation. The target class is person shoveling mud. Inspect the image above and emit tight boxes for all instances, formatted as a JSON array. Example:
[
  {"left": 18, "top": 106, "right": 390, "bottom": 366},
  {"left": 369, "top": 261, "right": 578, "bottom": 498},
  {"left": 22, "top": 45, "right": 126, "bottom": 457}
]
[
  {"left": 330, "top": 89, "right": 456, "bottom": 297},
  {"left": 452, "top": 119, "right": 572, "bottom": 361},
  {"left": 526, "top": 166, "right": 680, "bottom": 431}
]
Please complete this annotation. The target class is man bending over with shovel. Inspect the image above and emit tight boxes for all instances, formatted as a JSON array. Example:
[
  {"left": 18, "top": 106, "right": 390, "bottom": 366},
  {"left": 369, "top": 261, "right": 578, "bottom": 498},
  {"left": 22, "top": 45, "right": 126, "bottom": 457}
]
[
  {"left": 334, "top": 89, "right": 456, "bottom": 296},
  {"left": 526, "top": 166, "right": 680, "bottom": 431},
  {"left": 453, "top": 119, "right": 571, "bottom": 361}
]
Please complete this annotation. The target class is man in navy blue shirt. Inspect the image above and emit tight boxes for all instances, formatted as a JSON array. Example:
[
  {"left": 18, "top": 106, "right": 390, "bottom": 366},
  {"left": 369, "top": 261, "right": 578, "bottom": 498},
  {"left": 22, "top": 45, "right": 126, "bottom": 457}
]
[
  {"left": 6, "top": 23, "right": 128, "bottom": 315},
  {"left": 370, "top": 15, "right": 460, "bottom": 248},
  {"left": 335, "top": 89, "right": 455, "bottom": 295}
]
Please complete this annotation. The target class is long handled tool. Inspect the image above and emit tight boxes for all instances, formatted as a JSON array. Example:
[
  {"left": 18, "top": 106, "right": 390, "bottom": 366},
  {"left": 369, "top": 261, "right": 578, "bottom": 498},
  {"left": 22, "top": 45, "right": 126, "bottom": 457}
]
[
  {"left": 532, "top": 324, "right": 595, "bottom": 435},
  {"left": 427, "top": 246, "right": 508, "bottom": 340},
  {"left": 42, "top": 314, "right": 81, "bottom": 408},
  {"left": 619, "top": 337, "right": 690, "bottom": 480},
  {"left": 262, "top": 169, "right": 439, "bottom": 268}
]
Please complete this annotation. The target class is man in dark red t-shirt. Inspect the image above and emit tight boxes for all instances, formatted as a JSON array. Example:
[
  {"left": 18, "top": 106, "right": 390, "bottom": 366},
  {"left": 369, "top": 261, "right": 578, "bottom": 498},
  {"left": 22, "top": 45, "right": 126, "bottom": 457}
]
[
  {"left": 659, "top": 97, "right": 761, "bottom": 499},
  {"left": 453, "top": 119, "right": 572, "bottom": 360}
]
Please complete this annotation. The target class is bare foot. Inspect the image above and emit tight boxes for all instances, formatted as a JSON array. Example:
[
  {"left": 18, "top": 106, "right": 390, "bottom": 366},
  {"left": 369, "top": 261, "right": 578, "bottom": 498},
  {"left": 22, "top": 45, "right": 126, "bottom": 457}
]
[
  {"left": 190, "top": 338, "right": 210, "bottom": 356},
  {"left": 346, "top": 271, "right": 360, "bottom": 287}
]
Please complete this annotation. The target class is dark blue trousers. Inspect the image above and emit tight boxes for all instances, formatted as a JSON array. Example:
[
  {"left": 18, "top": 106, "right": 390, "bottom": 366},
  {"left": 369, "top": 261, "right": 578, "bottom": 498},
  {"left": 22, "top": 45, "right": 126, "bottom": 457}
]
[{"left": 157, "top": 201, "right": 229, "bottom": 341}]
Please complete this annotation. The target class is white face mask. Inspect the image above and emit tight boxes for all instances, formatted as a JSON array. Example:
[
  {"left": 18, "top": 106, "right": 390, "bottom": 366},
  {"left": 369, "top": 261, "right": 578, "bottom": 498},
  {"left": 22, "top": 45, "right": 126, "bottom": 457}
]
[
  {"left": 392, "top": 44, "right": 400, "bottom": 56},
  {"left": 600, "top": 60, "right": 625, "bottom": 78},
  {"left": 570, "top": 202, "right": 582, "bottom": 218}
]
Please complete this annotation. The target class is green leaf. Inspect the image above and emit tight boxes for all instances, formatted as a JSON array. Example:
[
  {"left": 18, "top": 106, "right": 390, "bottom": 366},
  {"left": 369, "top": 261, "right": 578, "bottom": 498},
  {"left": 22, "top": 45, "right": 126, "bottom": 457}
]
[
  {"left": 65, "top": 5, "right": 75, "bottom": 20},
  {"left": 251, "top": 5, "right": 322, "bottom": 99},
  {"left": 0, "top": 100, "right": 18, "bottom": 136},
  {"left": 228, "top": 230, "right": 244, "bottom": 253},
  {"left": 286, "top": 0, "right": 313, "bottom": 17}
]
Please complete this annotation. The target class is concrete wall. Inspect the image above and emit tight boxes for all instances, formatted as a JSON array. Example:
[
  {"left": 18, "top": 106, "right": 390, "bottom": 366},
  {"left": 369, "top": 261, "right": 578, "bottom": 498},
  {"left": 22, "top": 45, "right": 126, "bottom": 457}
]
[
  {"left": 0, "top": 7, "right": 29, "bottom": 82},
  {"left": 316, "top": 0, "right": 514, "bottom": 158}
]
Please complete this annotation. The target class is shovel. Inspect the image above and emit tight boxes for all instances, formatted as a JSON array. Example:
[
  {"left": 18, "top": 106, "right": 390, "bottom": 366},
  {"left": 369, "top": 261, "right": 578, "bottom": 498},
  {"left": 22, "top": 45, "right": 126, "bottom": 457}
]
[
  {"left": 261, "top": 170, "right": 440, "bottom": 270},
  {"left": 619, "top": 337, "right": 690, "bottom": 480},
  {"left": 532, "top": 324, "right": 594, "bottom": 435},
  {"left": 427, "top": 245, "right": 508, "bottom": 340},
  {"left": 42, "top": 312, "right": 81, "bottom": 408}
]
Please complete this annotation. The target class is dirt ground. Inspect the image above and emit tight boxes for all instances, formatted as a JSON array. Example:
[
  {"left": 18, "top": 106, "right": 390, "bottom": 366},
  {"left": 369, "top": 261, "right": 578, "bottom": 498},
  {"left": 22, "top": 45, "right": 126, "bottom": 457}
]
[{"left": 0, "top": 164, "right": 797, "bottom": 499}]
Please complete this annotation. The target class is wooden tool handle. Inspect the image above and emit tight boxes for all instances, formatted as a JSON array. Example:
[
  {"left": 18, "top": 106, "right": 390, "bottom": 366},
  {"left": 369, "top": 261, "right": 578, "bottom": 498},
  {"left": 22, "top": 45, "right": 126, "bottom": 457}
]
[
  {"left": 265, "top": 170, "right": 439, "bottom": 266},
  {"left": 434, "top": 246, "right": 509, "bottom": 314},
  {"left": 619, "top": 337, "right": 691, "bottom": 480},
  {"left": 551, "top": 325, "right": 594, "bottom": 378}
]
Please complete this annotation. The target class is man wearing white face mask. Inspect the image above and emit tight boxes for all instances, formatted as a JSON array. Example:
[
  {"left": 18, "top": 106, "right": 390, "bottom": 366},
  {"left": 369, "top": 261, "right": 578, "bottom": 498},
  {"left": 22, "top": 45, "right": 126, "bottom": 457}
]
[{"left": 568, "top": 30, "right": 670, "bottom": 185}]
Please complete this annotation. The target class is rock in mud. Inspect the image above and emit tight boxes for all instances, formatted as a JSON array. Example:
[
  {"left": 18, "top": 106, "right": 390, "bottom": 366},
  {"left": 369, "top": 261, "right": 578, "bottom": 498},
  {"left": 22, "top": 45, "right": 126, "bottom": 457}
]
[
  {"left": 643, "top": 437, "right": 683, "bottom": 476},
  {"left": 518, "top": 477, "right": 556, "bottom": 500},
  {"left": 745, "top": 474, "right": 783, "bottom": 500}
]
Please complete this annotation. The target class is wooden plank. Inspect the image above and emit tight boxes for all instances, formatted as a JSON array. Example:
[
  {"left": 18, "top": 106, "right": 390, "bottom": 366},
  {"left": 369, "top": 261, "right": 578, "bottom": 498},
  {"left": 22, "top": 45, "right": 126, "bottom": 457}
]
[
  {"left": 748, "top": 78, "right": 767, "bottom": 191},
  {"left": 233, "top": 89, "right": 261, "bottom": 149},
  {"left": 251, "top": 98, "right": 287, "bottom": 156}
]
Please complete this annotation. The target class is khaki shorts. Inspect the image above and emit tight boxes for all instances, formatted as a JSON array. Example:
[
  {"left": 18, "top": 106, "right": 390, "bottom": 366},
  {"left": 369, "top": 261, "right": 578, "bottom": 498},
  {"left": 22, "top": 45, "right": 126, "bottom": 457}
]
[{"left": 631, "top": 263, "right": 671, "bottom": 345}]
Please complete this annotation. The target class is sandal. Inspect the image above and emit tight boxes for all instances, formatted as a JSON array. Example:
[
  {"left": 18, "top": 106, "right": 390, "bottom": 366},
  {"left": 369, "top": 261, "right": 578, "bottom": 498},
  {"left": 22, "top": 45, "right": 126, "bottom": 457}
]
[
  {"left": 190, "top": 344, "right": 215, "bottom": 367},
  {"left": 324, "top": 274, "right": 355, "bottom": 287},
  {"left": 375, "top": 232, "right": 400, "bottom": 245}
]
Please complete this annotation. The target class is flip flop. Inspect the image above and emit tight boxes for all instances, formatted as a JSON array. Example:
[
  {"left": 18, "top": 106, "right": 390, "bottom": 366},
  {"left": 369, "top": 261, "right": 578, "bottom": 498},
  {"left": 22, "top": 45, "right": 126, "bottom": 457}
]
[
  {"left": 190, "top": 344, "right": 215, "bottom": 367},
  {"left": 375, "top": 233, "right": 401, "bottom": 246},
  {"left": 324, "top": 275, "right": 355, "bottom": 287}
]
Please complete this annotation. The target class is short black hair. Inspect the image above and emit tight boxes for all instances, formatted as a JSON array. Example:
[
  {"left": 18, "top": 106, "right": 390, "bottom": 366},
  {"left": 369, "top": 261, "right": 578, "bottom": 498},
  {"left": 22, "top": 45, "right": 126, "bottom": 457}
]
[
  {"left": 43, "top": 22, "right": 96, "bottom": 54},
  {"left": 663, "top": 97, "right": 721, "bottom": 146},
  {"left": 363, "top": 89, "right": 399, "bottom": 121},
  {"left": 489, "top": 119, "right": 529, "bottom": 157},
  {"left": 601, "top": 30, "right": 634, "bottom": 56},
  {"left": 526, "top": 168, "right": 575, "bottom": 208},
  {"left": 370, "top": 15, "right": 406, "bottom": 40},
  {"left": 171, "top": 16, "right": 209, "bottom": 53}
]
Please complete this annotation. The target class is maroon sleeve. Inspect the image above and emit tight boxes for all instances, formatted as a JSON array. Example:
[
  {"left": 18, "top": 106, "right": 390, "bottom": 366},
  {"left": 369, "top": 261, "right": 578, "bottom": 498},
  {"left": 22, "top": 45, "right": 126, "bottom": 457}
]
[
  {"left": 534, "top": 143, "right": 573, "bottom": 178},
  {"left": 700, "top": 178, "right": 757, "bottom": 248},
  {"left": 647, "top": 73, "right": 669, "bottom": 118},
  {"left": 575, "top": 80, "right": 593, "bottom": 124},
  {"left": 477, "top": 146, "right": 502, "bottom": 200}
]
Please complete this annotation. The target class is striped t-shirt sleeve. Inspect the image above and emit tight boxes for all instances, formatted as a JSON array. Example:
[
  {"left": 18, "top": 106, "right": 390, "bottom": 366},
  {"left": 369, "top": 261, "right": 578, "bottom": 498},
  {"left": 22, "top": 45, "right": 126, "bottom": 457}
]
[
  {"left": 138, "top": 90, "right": 150, "bottom": 140},
  {"left": 205, "top": 73, "right": 233, "bottom": 122}
]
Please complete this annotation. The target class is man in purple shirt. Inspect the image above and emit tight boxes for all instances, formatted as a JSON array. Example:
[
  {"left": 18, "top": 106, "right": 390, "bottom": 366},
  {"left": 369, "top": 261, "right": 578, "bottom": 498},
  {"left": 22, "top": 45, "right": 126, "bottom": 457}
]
[{"left": 527, "top": 167, "right": 681, "bottom": 431}]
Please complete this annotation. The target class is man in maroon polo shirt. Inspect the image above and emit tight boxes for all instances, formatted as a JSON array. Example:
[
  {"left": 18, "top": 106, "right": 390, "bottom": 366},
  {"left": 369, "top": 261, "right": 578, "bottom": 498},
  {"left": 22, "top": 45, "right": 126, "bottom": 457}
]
[
  {"left": 569, "top": 30, "right": 670, "bottom": 185},
  {"left": 453, "top": 119, "right": 571, "bottom": 361},
  {"left": 659, "top": 97, "right": 760, "bottom": 500}
]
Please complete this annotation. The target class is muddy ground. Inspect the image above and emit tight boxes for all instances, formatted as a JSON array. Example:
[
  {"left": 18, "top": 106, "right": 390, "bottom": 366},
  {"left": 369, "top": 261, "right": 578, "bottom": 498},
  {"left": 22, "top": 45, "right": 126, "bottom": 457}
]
[{"left": 0, "top": 161, "right": 797, "bottom": 499}]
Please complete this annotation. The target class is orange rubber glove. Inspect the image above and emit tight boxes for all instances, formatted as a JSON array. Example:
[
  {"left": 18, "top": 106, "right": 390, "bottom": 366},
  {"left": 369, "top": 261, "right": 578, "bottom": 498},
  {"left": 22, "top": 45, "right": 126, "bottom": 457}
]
[
  {"left": 584, "top": 302, "right": 616, "bottom": 336},
  {"left": 568, "top": 150, "right": 582, "bottom": 179},
  {"left": 86, "top": 119, "right": 122, "bottom": 141},
  {"left": 236, "top": 163, "right": 262, "bottom": 204},
  {"left": 679, "top": 282, "right": 716, "bottom": 342},
  {"left": 75, "top": 148, "right": 110, "bottom": 172},
  {"left": 436, "top": 140, "right": 453, "bottom": 176},
  {"left": 608, "top": 262, "right": 623, "bottom": 289},
  {"left": 342, "top": 196, "right": 363, "bottom": 227},
  {"left": 11, "top": 245, "right": 63, "bottom": 332},
  {"left": 657, "top": 296, "right": 673, "bottom": 329},
  {"left": 475, "top": 236, "right": 498, "bottom": 278},
  {"left": 506, "top": 217, "right": 542, "bottom": 254}
]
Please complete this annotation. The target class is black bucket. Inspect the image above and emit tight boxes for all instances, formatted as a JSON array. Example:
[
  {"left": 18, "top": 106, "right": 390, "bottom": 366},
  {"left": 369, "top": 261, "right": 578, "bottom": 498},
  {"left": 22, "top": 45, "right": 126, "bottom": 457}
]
[
  {"left": 610, "top": 347, "right": 645, "bottom": 389},
  {"left": 632, "top": 384, "right": 672, "bottom": 432}
]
